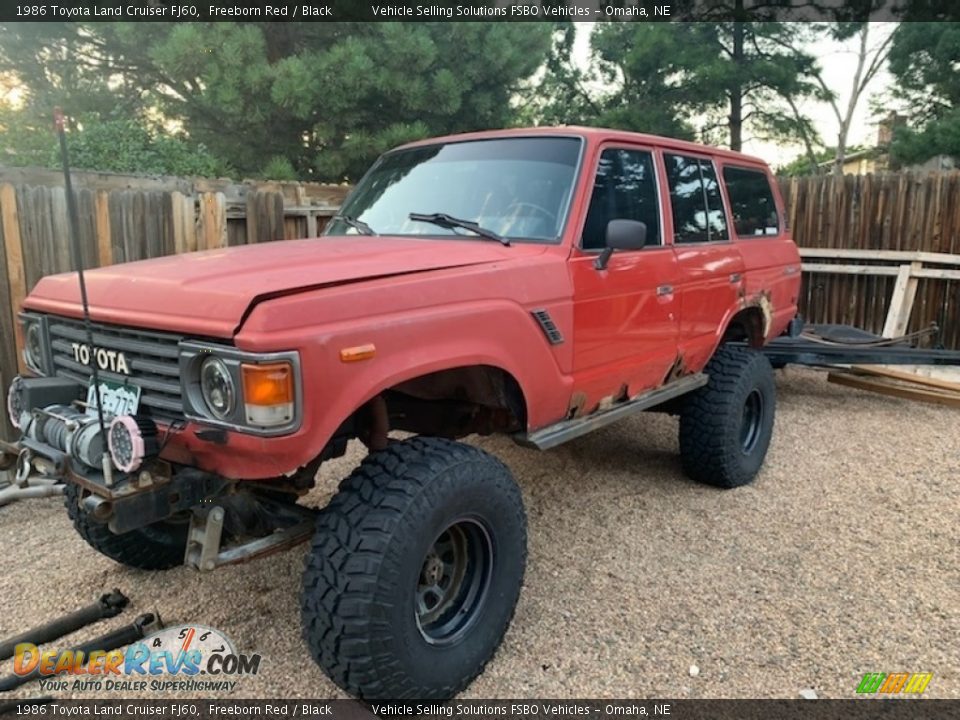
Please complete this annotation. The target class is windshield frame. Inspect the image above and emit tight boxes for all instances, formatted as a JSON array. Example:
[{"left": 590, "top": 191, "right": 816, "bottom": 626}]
[{"left": 324, "top": 134, "right": 587, "bottom": 245}]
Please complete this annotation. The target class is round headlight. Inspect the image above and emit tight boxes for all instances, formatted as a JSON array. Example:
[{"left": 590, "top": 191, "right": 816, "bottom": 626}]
[
  {"left": 200, "top": 357, "right": 235, "bottom": 420},
  {"left": 24, "top": 323, "right": 44, "bottom": 373}
]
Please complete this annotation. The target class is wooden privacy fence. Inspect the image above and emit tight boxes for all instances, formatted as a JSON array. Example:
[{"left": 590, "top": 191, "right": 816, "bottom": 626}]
[
  {"left": 1, "top": 165, "right": 960, "bottom": 439},
  {"left": 0, "top": 165, "right": 348, "bottom": 440},
  {"left": 780, "top": 171, "right": 960, "bottom": 350}
]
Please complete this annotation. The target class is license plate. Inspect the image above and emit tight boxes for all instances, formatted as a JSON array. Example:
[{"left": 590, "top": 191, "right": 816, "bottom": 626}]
[{"left": 86, "top": 377, "right": 141, "bottom": 417}]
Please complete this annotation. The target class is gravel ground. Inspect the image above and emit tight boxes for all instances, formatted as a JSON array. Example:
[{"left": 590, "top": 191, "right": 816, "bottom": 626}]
[{"left": 0, "top": 367, "right": 957, "bottom": 700}]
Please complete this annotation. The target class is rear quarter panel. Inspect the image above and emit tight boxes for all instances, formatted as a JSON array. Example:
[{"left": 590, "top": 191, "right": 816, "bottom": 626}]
[{"left": 719, "top": 160, "right": 801, "bottom": 341}]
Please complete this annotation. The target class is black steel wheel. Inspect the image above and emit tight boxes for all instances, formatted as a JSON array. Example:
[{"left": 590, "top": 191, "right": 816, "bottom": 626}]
[
  {"left": 739, "top": 389, "right": 764, "bottom": 453},
  {"left": 416, "top": 518, "right": 493, "bottom": 646},
  {"left": 301, "top": 437, "right": 527, "bottom": 700}
]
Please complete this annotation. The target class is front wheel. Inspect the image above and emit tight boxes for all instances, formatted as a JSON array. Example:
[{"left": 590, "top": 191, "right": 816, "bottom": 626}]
[
  {"left": 678, "top": 346, "right": 776, "bottom": 488},
  {"left": 301, "top": 437, "right": 527, "bottom": 700},
  {"left": 63, "top": 483, "right": 188, "bottom": 570}
]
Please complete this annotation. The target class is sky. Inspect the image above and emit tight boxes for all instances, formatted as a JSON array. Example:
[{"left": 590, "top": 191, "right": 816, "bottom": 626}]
[{"left": 571, "top": 22, "right": 896, "bottom": 167}]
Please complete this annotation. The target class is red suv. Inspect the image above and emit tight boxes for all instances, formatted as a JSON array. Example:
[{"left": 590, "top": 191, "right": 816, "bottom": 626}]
[{"left": 3, "top": 127, "right": 800, "bottom": 699}]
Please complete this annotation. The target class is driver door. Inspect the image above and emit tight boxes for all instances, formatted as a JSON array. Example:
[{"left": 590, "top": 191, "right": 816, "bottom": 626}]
[{"left": 568, "top": 145, "right": 681, "bottom": 411}]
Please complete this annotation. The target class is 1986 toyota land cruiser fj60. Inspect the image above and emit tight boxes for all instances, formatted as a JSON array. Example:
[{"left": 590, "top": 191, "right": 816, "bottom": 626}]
[{"left": 3, "top": 127, "right": 800, "bottom": 699}]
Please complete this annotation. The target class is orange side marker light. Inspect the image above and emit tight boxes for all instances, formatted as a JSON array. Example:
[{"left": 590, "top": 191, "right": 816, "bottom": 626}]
[{"left": 340, "top": 344, "right": 376, "bottom": 363}]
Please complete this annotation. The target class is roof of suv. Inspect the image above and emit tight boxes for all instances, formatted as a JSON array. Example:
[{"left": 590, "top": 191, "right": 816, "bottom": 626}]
[{"left": 396, "top": 125, "right": 768, "bottom": 167}]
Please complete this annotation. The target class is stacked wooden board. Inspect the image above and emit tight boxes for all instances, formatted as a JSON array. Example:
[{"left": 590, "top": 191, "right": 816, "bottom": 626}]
[{"left": 828, "top": 365, "right": 960, "bottom": 407}]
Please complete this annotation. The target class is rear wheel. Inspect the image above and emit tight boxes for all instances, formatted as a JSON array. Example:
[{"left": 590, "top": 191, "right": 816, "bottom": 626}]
[
  {"left": 678, "top": 346, "right": 776, "bottom": 488},
  {"left": 301, "top": 437, "right": 527, "bottom": 700},
  {"left": 63, "top": 483, "right": 188, "bottom": 570}
]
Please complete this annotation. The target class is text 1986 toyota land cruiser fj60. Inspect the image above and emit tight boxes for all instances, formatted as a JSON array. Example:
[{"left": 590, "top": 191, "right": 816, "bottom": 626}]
[{"left": 3, "top": 127, "right": 800, "bottom": 699}]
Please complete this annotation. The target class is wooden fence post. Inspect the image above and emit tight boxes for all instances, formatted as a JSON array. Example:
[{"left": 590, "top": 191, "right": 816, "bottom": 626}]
[
  {"left": 95, "top": 189, "right": 112, "bottom": 268},
  {"left": 0, "top": 184, "right": 26, "bottom": 374},
  {"left": 198, "top": 192, "right": 226, "bottom": 250},
  {"left": 171, "top": 191, "right": 198, "bottom": 254}
]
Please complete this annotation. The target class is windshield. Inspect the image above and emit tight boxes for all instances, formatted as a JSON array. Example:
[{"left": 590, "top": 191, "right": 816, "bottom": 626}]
[{"left": 325, "top": 137, "right": 582, "bottom": 243}]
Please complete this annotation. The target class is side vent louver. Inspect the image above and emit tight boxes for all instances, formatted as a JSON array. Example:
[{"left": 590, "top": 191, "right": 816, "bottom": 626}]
[{"left": 531, "top": 309, "right": 564, "bottom": 345}]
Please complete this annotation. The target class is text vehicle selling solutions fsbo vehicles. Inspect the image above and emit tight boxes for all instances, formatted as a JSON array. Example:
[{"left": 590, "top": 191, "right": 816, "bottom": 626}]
[{"left": 3, "top": 127, "right": 801, "bottom": 699}]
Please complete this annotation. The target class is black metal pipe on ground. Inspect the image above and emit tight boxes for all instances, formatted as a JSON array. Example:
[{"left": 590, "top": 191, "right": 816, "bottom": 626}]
[
  {"left": 0, "top": 590, "right": 129, "bottom": 662},
  {"left": 0, "top": 612, "right": 158, "bottom": 693}
]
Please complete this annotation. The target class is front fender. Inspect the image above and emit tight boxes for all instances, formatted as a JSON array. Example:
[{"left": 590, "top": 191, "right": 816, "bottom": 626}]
[
  {"left": 295, "top": 298, "right": 573, "bottom": 449},
  {"left": 168, "top": 298, "right": 572, "bottom": 480}
]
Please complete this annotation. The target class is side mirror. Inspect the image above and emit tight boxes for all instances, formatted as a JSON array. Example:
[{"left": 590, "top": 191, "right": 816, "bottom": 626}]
[{"left": 595, "top": 219, "right": 648, "bottom": 270}]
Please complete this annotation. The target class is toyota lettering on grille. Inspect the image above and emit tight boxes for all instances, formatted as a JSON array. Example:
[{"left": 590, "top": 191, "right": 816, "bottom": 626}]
[{"left": 70, "top": 342, "right": 131, "bottom": 375}]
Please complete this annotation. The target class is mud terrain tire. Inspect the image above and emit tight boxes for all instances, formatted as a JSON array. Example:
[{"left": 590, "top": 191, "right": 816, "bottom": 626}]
[
  {"left": 301, "top": 437, "right": 527, "bottom": 700},
  {"left": 679, "top": 345, "right": 776, "bottom": 488},
  {"left": 64, "top": 483, "right": 188, "bottom": 570}
]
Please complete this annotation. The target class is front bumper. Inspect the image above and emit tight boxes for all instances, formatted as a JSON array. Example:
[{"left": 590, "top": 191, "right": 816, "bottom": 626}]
[
  {"left": 1, "top": 432, "right": 226, "bottom": 534},
  {"left": 4, "top": 374, "right": 230, "bottom": 533}
]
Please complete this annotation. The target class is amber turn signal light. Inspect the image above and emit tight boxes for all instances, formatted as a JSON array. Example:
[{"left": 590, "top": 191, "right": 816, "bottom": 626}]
[{"left": 241, "top": 362, "right": 294, "bottom": 426}]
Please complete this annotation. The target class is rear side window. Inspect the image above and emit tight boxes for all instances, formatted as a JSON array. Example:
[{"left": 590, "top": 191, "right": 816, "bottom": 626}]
[
  {"left": 722, "top": 166, "right": 780, "bottom": 236},
  {"left": 581, "top": 148, "right": 661, "bottom": 250},
  {"left": 664, "top": 154, "right": 729, "bottom": 243}
]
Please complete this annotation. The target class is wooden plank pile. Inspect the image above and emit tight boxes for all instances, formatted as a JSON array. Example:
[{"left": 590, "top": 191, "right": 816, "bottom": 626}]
[
  {"left": 828, "top": 364, "right": 960, "bottom": 407},
  {"left": 802, "top": 247, "right": 960, "bottom": 407}
]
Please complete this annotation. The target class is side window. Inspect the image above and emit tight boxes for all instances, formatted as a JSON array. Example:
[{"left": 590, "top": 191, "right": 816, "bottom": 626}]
[
  {"left": 581, "top": 148, "right": 661, "bottom": 250},
  {"left": 699, "top": 159, "right": 729, "bottom": 242},
  {"left": 664, "top": 153, "right": 729, "bottom": 243},
  {"left": 722, "top": 166, "right": 781, "bottom": 236}
]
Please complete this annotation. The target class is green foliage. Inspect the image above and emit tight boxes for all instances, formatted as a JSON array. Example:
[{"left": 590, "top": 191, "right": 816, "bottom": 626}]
[
  {"left": 890, "top": 110, "right": 960, "bottom": 167},
  {"left": 518, "top": 22, "right": 601, "bottom": 128},
  {"left": 535, "top": 20, "right": 824, "bottom": 151},
  {"left": 0, "top": 102, "right": 56, "bottom": 167},
  {"left": 0, "top": 107, "right": 231, "bottom": 177},
  {"left": 888, "top": 22, "right": 960, "bottom": 165},
  {"left": 589, "top": 23, "right": 709, "bottom": 139},
  {"left": 0, "top": 23, "right": 146, "bottom": 121},
  {"left": 0, "top": 22, "right": 552, "bottom": 182},
  {"left": 888, "top": 22, "right": 960, "bottom": 122},
  {"left": 260, "top": 156, "right": 299, "bottom": 181}
]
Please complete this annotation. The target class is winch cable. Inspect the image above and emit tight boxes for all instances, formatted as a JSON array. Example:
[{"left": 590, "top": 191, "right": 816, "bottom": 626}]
[{"left": 54, "top": 108, "right": 112, "bottom": 485}]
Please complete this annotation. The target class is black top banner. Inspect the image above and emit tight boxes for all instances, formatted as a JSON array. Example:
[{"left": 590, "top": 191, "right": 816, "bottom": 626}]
[{"left": 1, "top": 0, "right": 959, "bottom": 23}]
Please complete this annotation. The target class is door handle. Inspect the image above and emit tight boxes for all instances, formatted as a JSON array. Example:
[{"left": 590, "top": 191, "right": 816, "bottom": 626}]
[
  {"left": 729, "top": 273, "right": 742, "bottom": 283},
  {"left": 656, "top": 285, "right": 674, "bottom": 297}
]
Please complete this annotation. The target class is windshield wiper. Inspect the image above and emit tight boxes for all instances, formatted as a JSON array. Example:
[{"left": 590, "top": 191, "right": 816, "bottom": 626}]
[
  {"left": 409, "top": 212, "right": 510, "bottom": 246},
  {"left": 332, "top": 214, "right": 377, "bottom": 235}
]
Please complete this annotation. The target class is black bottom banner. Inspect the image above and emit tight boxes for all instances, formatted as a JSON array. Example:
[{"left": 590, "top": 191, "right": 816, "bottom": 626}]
[{"left": 1, "top": 699, "right": 957, "bottom": 720}]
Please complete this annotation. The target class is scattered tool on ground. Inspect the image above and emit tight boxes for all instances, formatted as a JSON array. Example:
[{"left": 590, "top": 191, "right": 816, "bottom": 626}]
[
  {"left": 0, "top": 473, "right": 63, "bottom": 508},
  {"left": 0, "top": 612, "right": 161, "bottom": 692},
  {"left": 0, "top": 590, "right": 129, "bottom": 662}
]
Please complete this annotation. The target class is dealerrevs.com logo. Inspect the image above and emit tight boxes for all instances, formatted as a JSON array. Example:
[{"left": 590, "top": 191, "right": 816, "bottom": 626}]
[
  {"left": 14, "top": 624, "right": 261, "bottom": 693},
  {"left": 856, "top": 672, "right": 933, "bottom": 695}
]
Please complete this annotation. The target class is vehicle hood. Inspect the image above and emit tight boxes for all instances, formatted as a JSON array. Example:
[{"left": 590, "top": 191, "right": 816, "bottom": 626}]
[{"left": 24, "top": 236, "right": 547, "bottom": 337}]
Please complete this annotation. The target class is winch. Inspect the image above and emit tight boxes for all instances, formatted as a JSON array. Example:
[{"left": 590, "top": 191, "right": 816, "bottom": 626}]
[
  {"left": 20, "top": 404, "right": 107, "bottom": 470},
  {"left": 7, "top": 375, "right": 158, "bottom": 476}
]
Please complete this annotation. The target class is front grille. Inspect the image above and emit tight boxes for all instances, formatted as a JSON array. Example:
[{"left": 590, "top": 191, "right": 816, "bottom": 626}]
[{"left": 46, "top": 317, "right": 185, "bottom": 421}]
